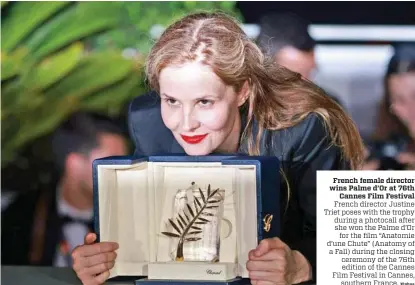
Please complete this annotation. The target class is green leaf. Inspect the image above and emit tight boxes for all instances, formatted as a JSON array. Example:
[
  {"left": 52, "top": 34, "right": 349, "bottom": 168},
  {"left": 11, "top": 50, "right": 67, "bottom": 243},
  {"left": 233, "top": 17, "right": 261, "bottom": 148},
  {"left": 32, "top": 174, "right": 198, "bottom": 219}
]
[
  {"left": 183, "top": 1, "right": 195, "bottom": 10},
  {"left": 1, "top": 78, "right": 26, "bottom": 116},
  {"left": 4, "top": 97, "right": 78, "bottom": 153},
  {"left": 1, "top": 2, "right": 71, "bottom": 52},
  {"left": 23, "top": 4, "right": 78, "bottom": 53},
  {"left": 43, "top": 51, "right": 133, "bottom": 100},
  {"left": 20, "top": 42, "right": 84, "bottom": 91},
  {"left": 32, "top": 2, "right": 124, "bottom": 60},
  {"left": 1, "top": 47, "right": 29, "bottom": 81},
  {"left": 80, "top": 71, "right": 142, "bottom": 111}
]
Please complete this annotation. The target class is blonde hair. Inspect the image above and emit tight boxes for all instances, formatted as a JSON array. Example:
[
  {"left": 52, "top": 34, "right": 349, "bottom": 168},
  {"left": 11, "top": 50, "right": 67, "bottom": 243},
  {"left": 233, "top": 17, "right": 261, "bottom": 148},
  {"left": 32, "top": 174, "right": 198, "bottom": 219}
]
[{"left": 145, "top": 12, "right": 365, "bottom": 170}]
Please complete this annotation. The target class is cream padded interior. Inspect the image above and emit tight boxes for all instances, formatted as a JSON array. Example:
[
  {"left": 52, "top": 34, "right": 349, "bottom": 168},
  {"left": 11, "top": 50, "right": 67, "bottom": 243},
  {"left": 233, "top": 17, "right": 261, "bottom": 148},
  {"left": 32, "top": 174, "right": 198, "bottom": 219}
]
[{"left": 97, "top": 161, "right": 257, "bottom": 278}]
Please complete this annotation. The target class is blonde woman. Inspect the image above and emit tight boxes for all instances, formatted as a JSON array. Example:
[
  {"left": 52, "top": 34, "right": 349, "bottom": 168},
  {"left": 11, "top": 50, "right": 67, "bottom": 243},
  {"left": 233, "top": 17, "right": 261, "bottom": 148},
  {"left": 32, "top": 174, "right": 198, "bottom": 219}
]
[{"left": 72, "top": 12, "right": 364, "bottom": 285}]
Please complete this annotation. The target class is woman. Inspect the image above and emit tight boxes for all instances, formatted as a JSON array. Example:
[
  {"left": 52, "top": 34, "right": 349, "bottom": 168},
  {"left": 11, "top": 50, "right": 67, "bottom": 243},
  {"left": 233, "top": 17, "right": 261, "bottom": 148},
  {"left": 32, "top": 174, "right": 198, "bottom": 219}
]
[
  {"left": 364, "top": 44, "right": 415, "bottom": 170},
  {"left": 71, "top": 12, "right": 364, "bottom": 285}
]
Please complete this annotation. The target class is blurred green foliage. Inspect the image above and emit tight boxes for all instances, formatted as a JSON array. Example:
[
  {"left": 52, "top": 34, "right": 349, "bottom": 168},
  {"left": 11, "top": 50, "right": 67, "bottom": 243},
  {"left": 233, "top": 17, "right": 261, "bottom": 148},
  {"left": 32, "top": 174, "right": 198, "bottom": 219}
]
[
  {"left": 1, "top": 1, "right": 241, "bottom": 167},
  {"left": 90, "top": 1, "right": 243, "bottom": 53},
  {"left": 1, "top": 1, "right": 145, "bottom": 167}
]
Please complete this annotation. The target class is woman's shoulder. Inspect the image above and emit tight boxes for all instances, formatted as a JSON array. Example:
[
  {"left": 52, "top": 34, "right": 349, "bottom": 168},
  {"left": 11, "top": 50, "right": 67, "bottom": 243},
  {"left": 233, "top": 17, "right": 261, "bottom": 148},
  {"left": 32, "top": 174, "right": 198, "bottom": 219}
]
[
  {"left": 267, "top": 113, "right": 330, "bottom": 152},
  {"left": 129, "top": 90, "right": 161, "bottom": 113},
  {"left": 128, "top": 91, "right": 164, "bottom": 134},
  {"left": 266, "top": 113, "right": 346, "bottom": 167},
  {"left": 280, "top": 112, "right": 328, "bottom": 140},
  {"left": 128, "top": 91, "right": 176, "bottom": 155}
]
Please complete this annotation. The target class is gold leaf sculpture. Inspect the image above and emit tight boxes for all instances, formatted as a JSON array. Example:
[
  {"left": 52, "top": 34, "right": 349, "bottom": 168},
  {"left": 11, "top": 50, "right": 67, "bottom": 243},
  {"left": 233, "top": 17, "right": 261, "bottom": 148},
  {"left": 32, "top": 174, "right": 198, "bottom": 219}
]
[{"left": 161, "top": 184, "right": 222, "bottom": 261}]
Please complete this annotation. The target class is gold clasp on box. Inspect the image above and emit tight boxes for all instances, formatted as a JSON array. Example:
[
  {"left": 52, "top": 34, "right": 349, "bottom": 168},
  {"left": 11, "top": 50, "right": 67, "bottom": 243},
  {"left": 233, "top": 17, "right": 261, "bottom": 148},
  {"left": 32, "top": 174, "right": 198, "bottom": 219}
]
[{"left": 263, "top": 214, "right": 273, "bottom": 232}]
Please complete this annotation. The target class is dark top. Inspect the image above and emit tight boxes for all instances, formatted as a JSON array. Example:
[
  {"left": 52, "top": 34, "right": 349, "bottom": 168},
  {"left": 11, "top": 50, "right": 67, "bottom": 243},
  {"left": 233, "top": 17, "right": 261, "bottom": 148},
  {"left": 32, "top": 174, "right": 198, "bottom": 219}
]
[
  {"left": 128, "top": 91, "right": 350, "bottom": 284},
  {"left": 1, "top": 186, "right": 93, "bottom": 267}
]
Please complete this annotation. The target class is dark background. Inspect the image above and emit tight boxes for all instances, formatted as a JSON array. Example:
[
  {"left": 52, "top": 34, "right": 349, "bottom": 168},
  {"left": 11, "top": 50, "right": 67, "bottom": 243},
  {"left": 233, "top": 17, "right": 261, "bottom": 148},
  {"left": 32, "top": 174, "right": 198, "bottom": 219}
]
[{"left": 237, "top": 1, "right": 415, "bottom": 25}]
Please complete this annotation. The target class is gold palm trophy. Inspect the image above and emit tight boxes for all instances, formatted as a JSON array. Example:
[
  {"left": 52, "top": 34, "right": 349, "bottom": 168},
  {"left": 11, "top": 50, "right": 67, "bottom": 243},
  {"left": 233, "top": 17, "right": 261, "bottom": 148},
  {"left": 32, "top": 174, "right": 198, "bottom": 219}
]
[{"left": 161, "top": 182, "right": 225, "bottom": 263}]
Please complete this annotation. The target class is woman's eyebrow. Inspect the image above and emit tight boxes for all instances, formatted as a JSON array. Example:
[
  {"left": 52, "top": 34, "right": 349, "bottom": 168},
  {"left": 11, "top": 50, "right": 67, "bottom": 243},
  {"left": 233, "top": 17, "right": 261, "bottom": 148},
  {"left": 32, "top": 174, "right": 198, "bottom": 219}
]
[
  {"left": 161, "top": 93, "right": 222, "bottom": 100},
  {"left": 196, "top": 93, "right": 223, "bottom": 100},
  {"left": 161, "top": 93, "right": 177, "bottom": 99}
]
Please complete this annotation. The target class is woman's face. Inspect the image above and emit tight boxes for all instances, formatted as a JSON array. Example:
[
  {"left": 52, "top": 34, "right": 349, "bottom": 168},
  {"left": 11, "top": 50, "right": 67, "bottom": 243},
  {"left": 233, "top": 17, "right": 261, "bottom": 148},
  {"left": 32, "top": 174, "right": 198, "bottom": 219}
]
[
  {"left": 388, "top": 72, "right": 415, "bottom": 137},
  {"left": 158, "top": 62, "right": 247, "bottom": 155}
]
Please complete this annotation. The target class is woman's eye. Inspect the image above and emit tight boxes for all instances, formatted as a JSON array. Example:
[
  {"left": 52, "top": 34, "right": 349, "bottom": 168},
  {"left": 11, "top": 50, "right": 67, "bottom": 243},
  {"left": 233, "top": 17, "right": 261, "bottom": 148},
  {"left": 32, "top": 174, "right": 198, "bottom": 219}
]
[
  {"left": 198, "top": 99, "right": 213, "bottom": 106},
  {"left": 166, "top": 98, "right": 179, "bottom": 106}
]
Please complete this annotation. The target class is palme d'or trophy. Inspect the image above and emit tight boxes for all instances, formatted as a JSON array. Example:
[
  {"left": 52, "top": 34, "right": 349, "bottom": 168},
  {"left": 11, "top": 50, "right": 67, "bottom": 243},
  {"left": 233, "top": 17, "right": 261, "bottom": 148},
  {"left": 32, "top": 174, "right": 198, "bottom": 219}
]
[
  {"left": 143, "top": 179, "right": 236, "bottom": 284},
  {"left": 162, "top": 182, "right": 225, "bottom": 263}
]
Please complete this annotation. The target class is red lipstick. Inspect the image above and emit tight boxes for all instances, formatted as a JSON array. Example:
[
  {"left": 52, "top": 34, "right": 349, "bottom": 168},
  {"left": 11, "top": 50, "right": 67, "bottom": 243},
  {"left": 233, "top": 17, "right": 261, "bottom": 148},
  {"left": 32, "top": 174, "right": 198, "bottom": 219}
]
[{"left": 180, "top": 134, "right": 208, "bottom": 144}]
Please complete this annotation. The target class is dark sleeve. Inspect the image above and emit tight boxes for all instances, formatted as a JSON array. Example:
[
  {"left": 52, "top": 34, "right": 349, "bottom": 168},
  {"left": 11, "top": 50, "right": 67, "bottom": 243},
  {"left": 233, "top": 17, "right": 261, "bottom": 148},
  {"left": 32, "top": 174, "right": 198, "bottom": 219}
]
[
  {"left": 289, "top": 114, "right": 349, "bottom": 284},
  {"left": 127, "top": 98, "right": 144, "bottom": 157},
  {"left": 1, "top": 192, "right": 38, "bottom": 265},
  {"left": 127, "top": 92, "right": 176, "bottom": 157}
]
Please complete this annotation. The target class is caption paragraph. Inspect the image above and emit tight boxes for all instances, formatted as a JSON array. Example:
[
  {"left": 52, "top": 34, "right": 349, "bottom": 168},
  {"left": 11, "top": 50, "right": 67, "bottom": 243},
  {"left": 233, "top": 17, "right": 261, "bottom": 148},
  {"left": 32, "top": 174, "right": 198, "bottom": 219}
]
[{"left": 317, "top": 171, "right": 415, "bottom": 285}]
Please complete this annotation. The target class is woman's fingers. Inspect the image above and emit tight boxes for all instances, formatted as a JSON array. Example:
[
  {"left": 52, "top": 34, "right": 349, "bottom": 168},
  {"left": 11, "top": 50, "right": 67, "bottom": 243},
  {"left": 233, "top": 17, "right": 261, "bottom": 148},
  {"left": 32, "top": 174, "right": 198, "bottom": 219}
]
[
  {"left": 83, "top": 251, "right": 117, "bottom": 268},
  {"left": 88, "top": 261, "right": 115, "bottom": 275},
  {"left": 249, "top": 270, "right": 280, "bottom": 282},
  {"left": 73, "top": 242, "right": 118, "bottom": 259},
  {"left": 94, "top": 270, "right": 111, "bottom": 285},
  {"left": 84, "top": 233, "right": 97, "bottom": 244},
  {"left": 247, "top": 260, "right": 279, "bottom": 272},
  {"left": 249, "top": 248, "right": 286, "bottom": 261}
]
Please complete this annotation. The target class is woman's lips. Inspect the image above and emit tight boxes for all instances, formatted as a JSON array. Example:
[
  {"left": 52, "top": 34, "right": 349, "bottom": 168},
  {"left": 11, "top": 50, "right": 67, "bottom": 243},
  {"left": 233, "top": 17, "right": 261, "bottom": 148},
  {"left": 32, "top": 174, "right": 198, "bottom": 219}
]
[{"left": 180, "top": 134, "right": 208, "bottom": 144}]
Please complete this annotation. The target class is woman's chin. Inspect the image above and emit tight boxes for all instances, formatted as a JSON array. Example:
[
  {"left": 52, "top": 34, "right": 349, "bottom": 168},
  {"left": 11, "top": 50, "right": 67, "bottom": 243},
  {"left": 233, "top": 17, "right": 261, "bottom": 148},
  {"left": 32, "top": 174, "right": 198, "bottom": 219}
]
[
  {"left": 184, "top": 148, "right": 212, "bottom": 156},
  {"left": 181, "top": 144, "right": 213, "bottom": 156}
]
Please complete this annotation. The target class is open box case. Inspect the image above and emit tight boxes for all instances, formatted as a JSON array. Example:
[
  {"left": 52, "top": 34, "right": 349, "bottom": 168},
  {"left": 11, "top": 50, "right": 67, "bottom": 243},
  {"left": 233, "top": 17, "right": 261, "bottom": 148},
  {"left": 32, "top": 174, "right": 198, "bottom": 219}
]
[{"left": 93, "top": 154, "right": 280, "bottom": 284}]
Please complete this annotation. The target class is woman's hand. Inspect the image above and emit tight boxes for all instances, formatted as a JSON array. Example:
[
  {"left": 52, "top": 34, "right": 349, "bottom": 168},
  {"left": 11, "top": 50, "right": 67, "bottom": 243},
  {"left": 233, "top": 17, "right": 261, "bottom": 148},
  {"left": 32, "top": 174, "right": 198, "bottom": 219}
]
[
  {"left": 72, "top": 233, "right": 119, "bottom": 285},
  {"left": 246, "top": 238, "right": 312, "bottom": 285}
]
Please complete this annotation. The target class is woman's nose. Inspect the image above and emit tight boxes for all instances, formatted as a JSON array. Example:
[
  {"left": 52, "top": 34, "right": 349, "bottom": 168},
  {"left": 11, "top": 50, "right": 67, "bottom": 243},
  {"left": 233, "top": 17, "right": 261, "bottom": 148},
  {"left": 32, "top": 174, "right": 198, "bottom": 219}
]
[{"left": 182, "top": 109, "right": 200, "bottom": 132}]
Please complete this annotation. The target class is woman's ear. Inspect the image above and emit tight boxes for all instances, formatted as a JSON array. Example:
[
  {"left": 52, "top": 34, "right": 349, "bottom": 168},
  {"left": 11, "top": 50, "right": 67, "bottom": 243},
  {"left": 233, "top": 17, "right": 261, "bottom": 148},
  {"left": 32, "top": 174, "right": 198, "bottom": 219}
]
[{"left": 237, "top": 80, "right": 250, "bottom": 107}]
